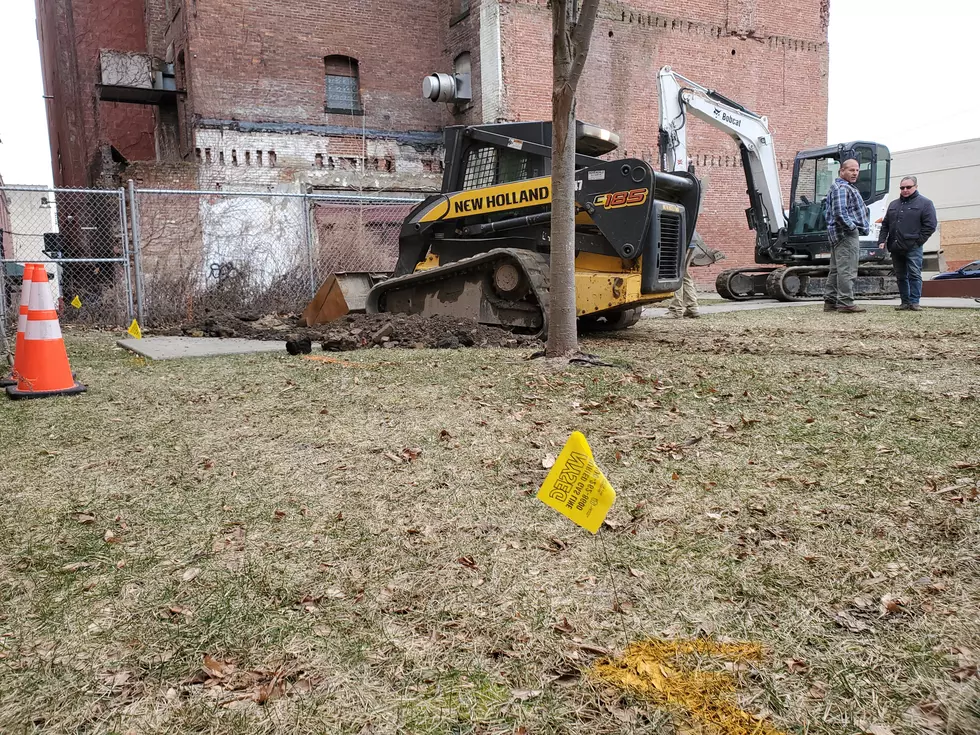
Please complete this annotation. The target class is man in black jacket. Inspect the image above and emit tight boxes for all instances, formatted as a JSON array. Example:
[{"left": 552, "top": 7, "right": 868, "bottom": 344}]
[{"left": 878, "top": 176, "right": 938, "bottom": 311}]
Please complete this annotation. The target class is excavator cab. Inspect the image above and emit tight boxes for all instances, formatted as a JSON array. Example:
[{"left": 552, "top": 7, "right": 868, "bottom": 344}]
[{"left": 786, "top": 141, "right": 891, "bottom": 262}]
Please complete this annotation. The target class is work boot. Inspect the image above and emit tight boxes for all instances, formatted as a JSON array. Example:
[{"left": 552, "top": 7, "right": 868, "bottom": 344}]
[
  {"left": 836, "top": 304, "right": 867, "bottom": 313},
  {"left": 683, "top": 310, "right": 701, "bottom": 319},
  {"left": 665, "top": 311, "right": 683, "bottom": 319},
  {"left": 909, "top": 304, "right": 922, "bottom": 311},
  {"left": 895, "top": 303, "right": 911, "bottom": 311},
  {"left": 824, "top": 302, "right": 838, "bottom": 312}
]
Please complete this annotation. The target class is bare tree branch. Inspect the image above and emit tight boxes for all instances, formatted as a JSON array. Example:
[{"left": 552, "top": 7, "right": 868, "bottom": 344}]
[{"left": 569, "top": 0, "right": 601, "bottom": 88}]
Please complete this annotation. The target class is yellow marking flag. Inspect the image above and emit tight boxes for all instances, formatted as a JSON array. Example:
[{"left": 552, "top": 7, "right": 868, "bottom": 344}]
[
  {"left": 536, "top": 431, "right": 616, "bottom": 533},
  {"left": 70, "top": 295, "right": 82, "bottom": 309},
  {"left": 127, "top": 319, "right": 143, "bottom": 340}
]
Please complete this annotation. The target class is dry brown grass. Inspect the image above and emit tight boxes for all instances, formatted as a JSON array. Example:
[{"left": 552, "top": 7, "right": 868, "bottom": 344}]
[{"left": 1, "top": 305, "right": 978, "bottom": 734}]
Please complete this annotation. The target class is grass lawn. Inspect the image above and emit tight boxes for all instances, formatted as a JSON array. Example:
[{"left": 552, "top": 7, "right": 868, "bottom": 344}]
[{"left": 1, "top": 306, "right": 978, "bottom": 734}]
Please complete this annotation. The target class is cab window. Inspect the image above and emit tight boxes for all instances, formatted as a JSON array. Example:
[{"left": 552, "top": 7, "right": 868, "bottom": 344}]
[{"left": 790, "top": 156, "right": 837, "bottom": 235}]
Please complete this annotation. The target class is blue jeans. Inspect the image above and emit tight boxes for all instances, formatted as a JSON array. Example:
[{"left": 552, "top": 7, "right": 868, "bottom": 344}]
[{"left": 893, "top": 246, "right": 923, "bottom": 304}]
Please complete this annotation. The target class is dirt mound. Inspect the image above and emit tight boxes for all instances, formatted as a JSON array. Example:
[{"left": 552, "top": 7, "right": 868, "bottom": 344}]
[{"left": 172, "top": 311, "right": 538, "bottom": 351}]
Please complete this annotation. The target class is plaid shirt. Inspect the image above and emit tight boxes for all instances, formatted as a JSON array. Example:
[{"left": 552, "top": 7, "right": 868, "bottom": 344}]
[{"left": 825, "top": 177, "right": 870, "bottom": 244}]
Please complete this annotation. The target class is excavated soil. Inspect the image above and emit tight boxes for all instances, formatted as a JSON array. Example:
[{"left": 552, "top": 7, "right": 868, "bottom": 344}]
[{"left": 169, "top": 311, "right": 539, "bottom": 351}]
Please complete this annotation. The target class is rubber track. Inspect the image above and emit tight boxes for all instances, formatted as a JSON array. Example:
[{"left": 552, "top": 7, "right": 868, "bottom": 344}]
[
  {"left": 715, "top": 267, "right": 775, "bottom": 301},
  {"left": 367, "top": 248, "right": 552, "bottom": 338}
]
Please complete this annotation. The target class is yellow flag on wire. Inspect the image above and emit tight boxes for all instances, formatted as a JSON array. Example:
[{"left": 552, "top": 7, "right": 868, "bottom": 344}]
[
  {"left": 537, "top": 432, "right": 616, "bottom": 534},
  {"left": 70, "top": 295, "right": 82, "bottom": 309},
  {"left": 127, "top": 319, "right": 143, "bottom": 339}
]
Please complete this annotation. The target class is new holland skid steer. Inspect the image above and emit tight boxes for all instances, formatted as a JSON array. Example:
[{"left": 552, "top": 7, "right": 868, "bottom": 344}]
[{"left": 354, "top": 120, "right": 702, "bottom": 337}]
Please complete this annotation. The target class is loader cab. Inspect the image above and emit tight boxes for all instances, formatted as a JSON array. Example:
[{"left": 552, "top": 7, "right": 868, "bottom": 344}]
[
  {"left": 440, "top": 121, "right": 619, "bottom": 193},
  {"left": 787, "top": 141, "right": 891, "bottom": 245}
]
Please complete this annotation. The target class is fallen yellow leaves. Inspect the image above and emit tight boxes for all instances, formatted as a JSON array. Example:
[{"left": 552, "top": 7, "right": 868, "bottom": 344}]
[{"left": 592, "top": 638, "right": 788, "bottom": 735}]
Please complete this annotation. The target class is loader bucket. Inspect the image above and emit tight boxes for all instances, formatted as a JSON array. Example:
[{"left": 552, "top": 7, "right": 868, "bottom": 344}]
[{"left": 299, "top": 272, "right": 390, "bottom": 327}]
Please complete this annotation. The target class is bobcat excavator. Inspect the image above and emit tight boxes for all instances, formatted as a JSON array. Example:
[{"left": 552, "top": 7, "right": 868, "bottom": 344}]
[
  {"left": 354, "top": 119, "right": 702, "bottom": 337},
  {"left": 657, "top": 66, "right": 897, "bottom": 301}
]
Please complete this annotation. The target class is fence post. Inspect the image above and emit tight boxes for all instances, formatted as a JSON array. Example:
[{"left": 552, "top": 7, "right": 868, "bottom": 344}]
[
  {"left": 303, "top": 192, "right": 317, "bottom": 298},
  {"left": 127, "top": 180, "right": 146, "bottom": 323},
  {"left": 118, "top": 187, "right": 135, "bottom": 323},
  {"left": 0, "top": 264, "right": 10, "bottom": 366}
]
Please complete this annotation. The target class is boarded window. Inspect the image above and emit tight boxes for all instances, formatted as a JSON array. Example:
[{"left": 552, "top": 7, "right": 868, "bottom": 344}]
[{"left": 324, "top": 56, "right": 362, "bottom": 114}]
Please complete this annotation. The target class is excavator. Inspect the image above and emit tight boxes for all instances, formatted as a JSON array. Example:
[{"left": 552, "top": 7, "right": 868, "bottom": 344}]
[
  {"left": 333, "top": 119, "right": 704, "bottom": 337},
  {"left": 657, "top": 66, "right": 896, "bottom": 301}
]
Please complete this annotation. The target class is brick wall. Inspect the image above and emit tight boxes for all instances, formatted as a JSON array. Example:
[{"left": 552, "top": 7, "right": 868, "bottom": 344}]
[
  {"left": 40, "top": 0, "right": 829, "bottom": 287},
  {"left": 185, "top": 0, "right": 452, "bottom": 133},
  {"left": 499, "top": 0, "right": 829, "bottom": 285},
  {"left": 35, "top": 0, "right": 156, "bottom": 187}
]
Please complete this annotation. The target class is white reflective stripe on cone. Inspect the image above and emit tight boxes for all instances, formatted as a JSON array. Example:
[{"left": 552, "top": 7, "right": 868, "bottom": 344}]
[
  {"left": 28, "top": 273, "right": 56, "bottom": 312},
  {"left": 25, "top": 318, "right": 63, "bottom": 341},
  {"left": 19, "top": 281, "right": 32, "bottom": 309},
  {"left": 18, "top": 314, "right": 28, "bottom": 333}
]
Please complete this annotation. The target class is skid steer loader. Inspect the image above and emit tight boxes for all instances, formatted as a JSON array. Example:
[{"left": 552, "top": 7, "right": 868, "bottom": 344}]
[{"left": 308, "top": 120, "right": 702, "bottom": 337}]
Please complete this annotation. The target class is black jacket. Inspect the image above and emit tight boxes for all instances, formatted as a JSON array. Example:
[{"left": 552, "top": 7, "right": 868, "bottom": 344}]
[{"left": 878, "top": 191, "right": 937, "bottom": 252}]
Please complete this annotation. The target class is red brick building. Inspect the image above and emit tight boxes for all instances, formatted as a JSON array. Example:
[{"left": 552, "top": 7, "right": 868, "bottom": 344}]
[{"left": 35, "top": 0, "right": 830, "bottom": 278}]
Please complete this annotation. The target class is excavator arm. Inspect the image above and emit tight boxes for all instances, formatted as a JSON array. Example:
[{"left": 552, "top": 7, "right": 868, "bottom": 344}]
[{"left": 657, "top": 65, "right": 786, "bottom": 256}]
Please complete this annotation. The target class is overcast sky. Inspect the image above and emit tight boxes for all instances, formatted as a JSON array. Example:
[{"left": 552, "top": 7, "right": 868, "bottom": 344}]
[{"left": 1, "top": 0, "right": 978, "bottom": 186}]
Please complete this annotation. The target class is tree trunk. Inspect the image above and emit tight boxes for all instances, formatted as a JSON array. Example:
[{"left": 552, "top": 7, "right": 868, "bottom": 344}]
[{"left": 546, "top": 0, "right": 600, "bottom": 358}]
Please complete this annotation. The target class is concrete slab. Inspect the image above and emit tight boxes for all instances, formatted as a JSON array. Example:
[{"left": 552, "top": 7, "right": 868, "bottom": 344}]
[{"left": 118, "top": 337, "right": 285, "bottom": 360}]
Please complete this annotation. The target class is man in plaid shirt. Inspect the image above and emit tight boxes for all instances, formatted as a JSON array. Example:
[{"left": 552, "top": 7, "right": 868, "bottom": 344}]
[{"left": 823, "top": 158, "right": 870, "bottom": 313}]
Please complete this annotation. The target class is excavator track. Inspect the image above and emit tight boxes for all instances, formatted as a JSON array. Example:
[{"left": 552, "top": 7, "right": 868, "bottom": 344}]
[
  {"left": 366, "top": 248, "right": 552, "bottom": 338},
  {"left": 717, "top": 265, "right": 898, "bottom": 302},
  {"left": 715, "top": 267, "right": 775, "bottom": 301}
]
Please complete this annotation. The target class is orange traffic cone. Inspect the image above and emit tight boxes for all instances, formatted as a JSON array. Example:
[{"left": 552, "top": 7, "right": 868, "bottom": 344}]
[
  {"left": 2, "top": 263, "right": 36, "bottom": 388},
  {"left": 6, "top": 266, "right": 85, "bottom": 399}
]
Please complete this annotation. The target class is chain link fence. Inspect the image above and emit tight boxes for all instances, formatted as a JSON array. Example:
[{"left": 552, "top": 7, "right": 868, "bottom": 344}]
[
  {"left": 1, "top": 184, "right": 423, "bottom": 357},
  {"left": 132, "top": 188, "right": 421, "bottom": 327},
  {"left": 1, "top": 185, "right": 134, "bottom": 363}
]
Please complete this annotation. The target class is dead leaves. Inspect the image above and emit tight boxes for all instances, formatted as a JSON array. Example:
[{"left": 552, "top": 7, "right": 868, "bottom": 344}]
[
  {"left": 861, "top": 724, "right": 896, "bottom": 735},
  {"left": 784, "top": 658, "right": 809, "bottom": 674},
  {"left": 905, "top": 700, "right": 947, "bottom": 731},
  {"left": 162, "top": 604, "right": 193, "bottom": 620},
  {"left": 654, "top": 436, "right": 702, "bottom": 461},
  {"left": 184, "top": 654, "right": 316, "bottom": 707},
  {"left": 945, "top": 645, "right": 978, "bottom": 682},
  {"left": 923, "top": 470, "right": 979, "bottom": 503},
  {"left": 212, "top": 524, "right": 245, "bottom": 570},
  {"left": 950, "top": 664, "right": 978, "bottom": 682},
  {"left": 878, "top": 593, "right": 909, "bottom": 617},
  {"left": 385, "top": 447, "right": 423, "bottom": 464},
  {"left": 830, "top": 609, "right": 872, "bottom": 633},
  {"left": 203, "top": 654, "right": 235, "bottom": 679},
  {"left": 61, "top": 561, "right": 93, "bottom": 572},
  {"left": 180, "top": 567, "right": 201, "bottom": 583},
  {"left": 553, "top": 617, "right": 576, "bottom": 635}
]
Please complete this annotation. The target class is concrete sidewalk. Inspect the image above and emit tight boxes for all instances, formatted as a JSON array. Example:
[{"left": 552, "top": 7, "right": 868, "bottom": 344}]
[
  {"left": 645, "top": 295, "right": 980, "bottom": 317},
  {"left": 118, "top": 336, "right": 285, "bottom": 360}
]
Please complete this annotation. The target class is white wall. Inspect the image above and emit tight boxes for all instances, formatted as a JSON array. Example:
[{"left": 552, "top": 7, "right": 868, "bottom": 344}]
[{"left": 888, "top": 138, "right": 980, "bottom": 258}]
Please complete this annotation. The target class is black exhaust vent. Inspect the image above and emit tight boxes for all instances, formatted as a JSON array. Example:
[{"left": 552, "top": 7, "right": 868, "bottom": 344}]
[{"left": 658, "top": 211, "right": 682, "bottom": 281}]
